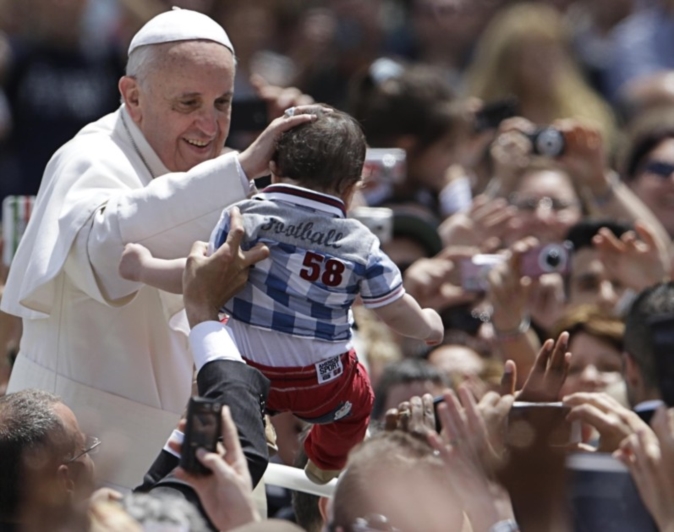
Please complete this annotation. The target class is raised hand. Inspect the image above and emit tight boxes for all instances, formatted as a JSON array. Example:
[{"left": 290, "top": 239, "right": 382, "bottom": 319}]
[
  {"left": 593, "top": 221, "right": 668, "bottom": 292},
  {"left": 516, "top": 332, "right": 571, "bottom": 403}
]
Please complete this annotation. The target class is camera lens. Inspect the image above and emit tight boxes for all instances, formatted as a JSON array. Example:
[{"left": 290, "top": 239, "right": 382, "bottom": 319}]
[{"left": 545, "top": 248, "right": 561, "bottom": 268}]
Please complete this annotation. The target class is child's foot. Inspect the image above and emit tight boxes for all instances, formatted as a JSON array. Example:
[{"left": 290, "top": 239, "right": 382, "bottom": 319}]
[{"left": 305, "top": 459, "right": 341, "bottom": 484}]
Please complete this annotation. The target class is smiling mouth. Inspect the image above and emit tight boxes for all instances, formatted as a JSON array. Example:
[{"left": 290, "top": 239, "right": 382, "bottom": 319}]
[{"left": 184, "top": 138, "right": 211, "bottom": 148}]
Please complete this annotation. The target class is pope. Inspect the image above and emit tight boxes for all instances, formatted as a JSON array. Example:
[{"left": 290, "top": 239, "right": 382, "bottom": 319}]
[{"left": 1, "top": 8, "right": 314, "bottom": 490}]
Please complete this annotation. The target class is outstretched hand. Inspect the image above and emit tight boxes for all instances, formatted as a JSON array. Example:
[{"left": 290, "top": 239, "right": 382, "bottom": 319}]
[
  {"left": 593, "top": 221, "right": 668, "bottom": 292},
  {"left": 182, "top": 207, "right": 269, "bottom": 327},
  {"left": 174, "top": 406, "right": 260, "bottom": 531},
  {"left": 515, "top": 332, "right": 571, "bottom": 402}
]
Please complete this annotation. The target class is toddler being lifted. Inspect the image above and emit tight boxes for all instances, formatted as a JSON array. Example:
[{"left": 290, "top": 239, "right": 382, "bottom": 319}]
[{"left": 119, "top": 107, "right": 443, "bottom": 483}]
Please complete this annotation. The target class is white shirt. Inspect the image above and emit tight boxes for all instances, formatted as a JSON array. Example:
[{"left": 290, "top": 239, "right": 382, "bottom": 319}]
[{"left": 2, "top": 106, "right": 250, "bottom": 489}]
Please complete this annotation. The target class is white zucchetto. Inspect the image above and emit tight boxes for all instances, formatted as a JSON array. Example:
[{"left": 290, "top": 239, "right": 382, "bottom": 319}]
[{"left": 128, "top": 7, "right": 234, "bottom": 56}]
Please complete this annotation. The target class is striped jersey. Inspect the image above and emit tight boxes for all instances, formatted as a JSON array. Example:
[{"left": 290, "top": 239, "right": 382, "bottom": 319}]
[{"left": 209, "top": 184, "right": 404, "bottom": 344}]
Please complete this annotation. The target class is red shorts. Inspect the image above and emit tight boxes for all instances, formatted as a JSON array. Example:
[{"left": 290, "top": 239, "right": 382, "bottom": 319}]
[{"left": 244, "top": 349, "right": 374, "bottom": 471}]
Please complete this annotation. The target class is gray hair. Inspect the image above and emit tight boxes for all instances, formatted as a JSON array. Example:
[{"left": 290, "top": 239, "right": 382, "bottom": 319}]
[
  {"left": 125, "top": 41, "right": 237, "bottom": 90},
  {"left": 0, "top": 389, "right": 71, "bottom": 518}
]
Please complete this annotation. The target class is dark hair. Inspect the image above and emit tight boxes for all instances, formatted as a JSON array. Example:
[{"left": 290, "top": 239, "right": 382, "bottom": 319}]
[
  {"left": 0, "top": 389, "right": 69, "bottom": 519},
  {"left": 565, "top": 219, "right": 632, "bottom": 252},
  {"left": 372, "top": 358, "right": 448, "bottom": 419},
  {"left": 624, "top": 282, "right": 674, "bottom": 391},
  {"left": 551, "top": 304, "right": 625, "bottom": 353},
  {"left": 621, "top": 110, "right": 674, "bottom": 181},
  {"left": 348, "top": 63, "right": 459, "bottom": 151},
  {"left": 273, "top": 108, "right": 366, "bottom": 195}
]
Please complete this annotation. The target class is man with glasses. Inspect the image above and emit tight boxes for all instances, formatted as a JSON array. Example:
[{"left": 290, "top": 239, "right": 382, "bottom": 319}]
[{"left": 0, "top": 389, "right": 99, "bottom": 530}]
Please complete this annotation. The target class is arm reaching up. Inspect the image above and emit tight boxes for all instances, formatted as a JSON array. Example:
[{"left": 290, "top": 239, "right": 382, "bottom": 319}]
[{"left": 373, "top": 293, "right": 444, "bottom": 346}]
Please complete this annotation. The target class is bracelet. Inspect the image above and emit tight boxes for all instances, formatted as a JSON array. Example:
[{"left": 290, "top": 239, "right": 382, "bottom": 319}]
[{"left": 493, "top": 315, "right": 531, "bottom": 340}]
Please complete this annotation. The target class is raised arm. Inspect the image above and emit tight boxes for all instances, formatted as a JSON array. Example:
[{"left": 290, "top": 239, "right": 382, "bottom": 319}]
[{"left": 372, "top": 293, "right": 444, "bottom": 345}]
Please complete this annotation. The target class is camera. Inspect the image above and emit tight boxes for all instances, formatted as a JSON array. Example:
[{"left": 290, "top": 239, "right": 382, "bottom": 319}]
[
  {"left": 520, "top": 242, "right": 573, "bottom": 278},
  {"left": 180, "top": 397, "right": 223, "bottom": 475},
  {"left": 460, "top": 242, "right": 572, "bottom": 292},
  {"left": 528, "top": 127, "right": 566, "bottom": 157}
]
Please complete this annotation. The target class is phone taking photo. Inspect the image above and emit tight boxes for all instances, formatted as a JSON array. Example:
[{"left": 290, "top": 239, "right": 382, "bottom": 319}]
[{"left": 180, "top": 397, "right": 223, "bottom": 475}]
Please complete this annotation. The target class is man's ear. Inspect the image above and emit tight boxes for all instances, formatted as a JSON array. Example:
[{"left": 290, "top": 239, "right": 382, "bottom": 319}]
[
  {"left": 119, "top": 76, "right": 142, "bottom": 124},
  {"left": 57, "top": 464, "right": 76, "bottom": 495}
]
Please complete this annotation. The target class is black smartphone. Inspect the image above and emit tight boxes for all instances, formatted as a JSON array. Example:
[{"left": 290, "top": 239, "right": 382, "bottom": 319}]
[
  {"left": 180, "top": 397, "right": 223, "bottom": 475},
  {"left": 230, "top": 99, "right": 269, "bottom": 133},
  {"left": 474, "top": 98, "right": 519, "bottom": 133}
]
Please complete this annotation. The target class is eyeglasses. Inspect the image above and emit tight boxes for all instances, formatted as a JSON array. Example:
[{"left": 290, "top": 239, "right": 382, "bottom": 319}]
[
  {"left": 66, "top": 435, "right": 101, "bottom": 463},
  {"left": 643, "top": 160, "right": 674, "bottom": 179},
  {"left": 509, "top": 195, "right": 579, "bottom": 212}
]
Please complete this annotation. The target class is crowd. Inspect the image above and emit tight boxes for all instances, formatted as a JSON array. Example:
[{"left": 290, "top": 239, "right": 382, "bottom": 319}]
[{"left": 3, "top": 0, "right": 674, "bottom": 531}]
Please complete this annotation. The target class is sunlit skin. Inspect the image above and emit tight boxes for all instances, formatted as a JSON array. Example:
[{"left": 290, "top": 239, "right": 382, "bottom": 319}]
[
  {"left": 559, "top": 331, "right": 623, "bottom": 397},
  {"left": 507, "top": 169, "right": 582, "bottom": 245},
  {"left": 629, "top": 138, "right": 674, "bottom": 237},
  {"left": 120, "top": 41, "right": 235, "bottom": 173},
  {"left": 569, "top": 247, "right": 625, "bottom": 313}
]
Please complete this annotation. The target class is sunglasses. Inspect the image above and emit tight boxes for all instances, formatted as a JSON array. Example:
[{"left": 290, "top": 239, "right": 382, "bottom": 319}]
[{"left": 643, "top": 160, "right": 674, "bottom": 179}]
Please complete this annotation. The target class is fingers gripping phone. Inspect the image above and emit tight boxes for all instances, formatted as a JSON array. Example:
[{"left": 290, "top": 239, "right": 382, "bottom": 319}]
[{"left": 180, "top": 397, "right": 223, "bottom": 475}]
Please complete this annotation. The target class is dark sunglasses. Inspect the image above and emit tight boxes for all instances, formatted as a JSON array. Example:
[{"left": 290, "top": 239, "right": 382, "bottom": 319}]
[{"left": 643, "top": 160, "right": 674, "bottom": 179}]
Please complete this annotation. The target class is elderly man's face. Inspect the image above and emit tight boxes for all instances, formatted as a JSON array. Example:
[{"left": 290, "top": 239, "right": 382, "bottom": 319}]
[{"left": 124, "top": 41, "right": 235, "bottom": 173}]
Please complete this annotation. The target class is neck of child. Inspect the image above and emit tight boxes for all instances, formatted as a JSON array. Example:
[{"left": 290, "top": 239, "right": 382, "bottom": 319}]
[{"left": 272, "top": 176, "right": 349, "bottom": 204}]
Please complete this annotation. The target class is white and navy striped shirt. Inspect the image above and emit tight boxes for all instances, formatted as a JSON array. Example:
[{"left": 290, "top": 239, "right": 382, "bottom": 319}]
[{"left": 209, "top": 185, "right": 404, "bottom": 355}]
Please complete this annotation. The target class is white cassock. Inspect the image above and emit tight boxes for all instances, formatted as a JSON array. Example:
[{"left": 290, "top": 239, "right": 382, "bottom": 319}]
[{"left": 1, "top": 105, "right": 250, "bottom": 489}]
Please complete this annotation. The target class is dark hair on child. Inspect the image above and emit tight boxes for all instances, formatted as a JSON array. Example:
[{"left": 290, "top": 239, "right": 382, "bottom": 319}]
[{"left": 272, "top": 108, "right": 366, "bottom": 195}]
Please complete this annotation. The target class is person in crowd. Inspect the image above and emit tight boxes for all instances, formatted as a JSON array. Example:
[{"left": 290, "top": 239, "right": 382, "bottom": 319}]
[
  {"left": 621, "top": 108, "right": 674, "bottom": 242},
  {"left": 347, "top": 60, "right": 468, "bottom": 219},
  {"left": 0, "top": 389, "right": 97, "bottom": 531},
  {"left": 0, "top": 8, "right": 313, "bottom": 490},
  {"left": 1, "top": 220, "right": 278, "bottom": 530},
  {"left": 607, "top": 0, "right": 674, "bottom": 101},
  {"left": 616, "top": 70, "right": 674, "bottom": 125},
  {"left": 466, "top": 2, "right": 616, "bottom": 146},
  {"left": 563, "top": 281, "right": 674, "bottom": 459},
  {"left": 118, "top": 108, "right": 444, "bottom": 484},
  {"left": 371, "top": 358, "right": 448, "bottom": 421},
  {"left": 0, "top": 0, "right": 124, "bottom": 200},
  {"left": 551, "top": 305, "right": 626, "bottom": 399},
  {"left": 566, "top": 0, "right": 634, "bottom": 98}
]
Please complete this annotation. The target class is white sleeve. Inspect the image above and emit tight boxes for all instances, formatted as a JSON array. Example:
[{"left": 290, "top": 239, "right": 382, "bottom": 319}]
[
  {"left": 65, "top": 153, "right": 249, "bottom": 304},
  {"left": 189, "top": 321, "right": 244, "bottom": 373}
]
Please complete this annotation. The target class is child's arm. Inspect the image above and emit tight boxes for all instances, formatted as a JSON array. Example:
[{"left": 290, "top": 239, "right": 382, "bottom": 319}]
[
  {"left": 372, "top": 293, "right": 444, "bottom": 346},
  {"left": 119, "top": 243, "right": 185, "bottom": 294}
]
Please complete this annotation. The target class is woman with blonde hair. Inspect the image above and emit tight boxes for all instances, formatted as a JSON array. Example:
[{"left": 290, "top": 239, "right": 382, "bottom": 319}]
[{"left": 466, "top": 2, "right": 616, "bottom": 146}]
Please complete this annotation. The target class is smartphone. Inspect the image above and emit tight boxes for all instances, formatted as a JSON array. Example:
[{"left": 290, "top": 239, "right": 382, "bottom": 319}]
[
  {"left": 230, "top": 99, "right": 269, "bottom": 133},
  {"left": 460, "top": 254, "right": 505, "bottom": 292},
  {"left": 519, "top": 242, "right": 573, "bottom": 278},
  {"left": 474, "top": 97, "right": 519, "bottom": 133},
  {"left": 180, "top": 397, "right": 223, "bottom": 475},
  {"left": 507, "top": 401, "right": 580, "bottom": 448},
  {"left": 349, "top": 206, "right": 393, "bottom": 244},
  {"left": 2, "top": 195, "right": 36, "bottom": 266}
]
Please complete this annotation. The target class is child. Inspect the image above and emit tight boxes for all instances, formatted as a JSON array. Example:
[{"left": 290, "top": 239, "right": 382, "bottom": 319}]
[{"left": 119, "top": 108, "right": 444, "bottom": 483}]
